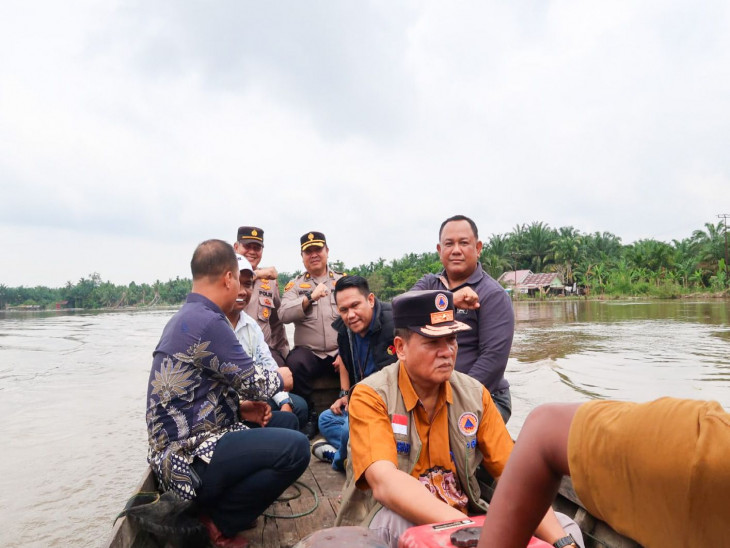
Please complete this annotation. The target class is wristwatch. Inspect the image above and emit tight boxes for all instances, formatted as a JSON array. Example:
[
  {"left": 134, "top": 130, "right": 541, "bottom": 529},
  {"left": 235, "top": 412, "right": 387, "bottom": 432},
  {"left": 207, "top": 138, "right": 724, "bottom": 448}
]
[
  {"left": 553, "top": 535, "right": 576, "bottom": 548},
  {"left": 338, "top": 388, "right": 349, "bottom": 398},
  {"left": 303, "top": 290, "right": 313, "bottom": 304}
]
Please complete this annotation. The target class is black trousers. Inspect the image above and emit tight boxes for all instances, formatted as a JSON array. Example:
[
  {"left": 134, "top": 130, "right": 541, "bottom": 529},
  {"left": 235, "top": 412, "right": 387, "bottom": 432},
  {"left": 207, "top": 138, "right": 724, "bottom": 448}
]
[
  {"left": 192, "top": 413, "right": 309, "bottom": 537},
  {"left": 285, "top": 346, "right": 338, "bottom": 404}
]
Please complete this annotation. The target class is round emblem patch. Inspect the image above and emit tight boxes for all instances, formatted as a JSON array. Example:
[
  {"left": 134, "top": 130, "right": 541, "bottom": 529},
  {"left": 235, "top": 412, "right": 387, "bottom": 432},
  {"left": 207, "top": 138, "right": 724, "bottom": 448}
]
[
  {"left": 252, "top": 229, "right": 258, "bottom": 236},
  {"left": 262, "top": 308, "right": 270, "bottom": 319},
  {"left": 458, "top": 412, "right": 478, "bottom": 436},
  {"left": 435, "top": 293, "right": 449, "bottom": 312},
  {"left": 308, "top": 233, "right": 314, "bottom": 240}
]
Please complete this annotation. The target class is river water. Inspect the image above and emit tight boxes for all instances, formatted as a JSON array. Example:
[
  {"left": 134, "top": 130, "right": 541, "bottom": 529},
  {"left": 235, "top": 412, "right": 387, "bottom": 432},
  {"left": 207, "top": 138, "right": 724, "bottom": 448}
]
[{"left": 1, "top": 300, "right": 728, "bottom": 547}]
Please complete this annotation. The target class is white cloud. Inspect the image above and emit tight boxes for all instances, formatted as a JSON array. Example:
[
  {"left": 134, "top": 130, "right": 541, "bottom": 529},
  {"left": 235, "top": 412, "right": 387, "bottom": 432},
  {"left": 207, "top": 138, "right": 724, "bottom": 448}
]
[{"left": 1, "top": 1, "right": 729, "bottom": 287}]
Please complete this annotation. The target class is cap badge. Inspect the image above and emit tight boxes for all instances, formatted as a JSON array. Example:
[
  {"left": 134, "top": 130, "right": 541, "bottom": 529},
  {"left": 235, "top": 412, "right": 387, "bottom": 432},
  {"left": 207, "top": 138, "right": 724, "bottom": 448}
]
[
  {"left": 435, "top": 293, "right": 449, "bottom": 311},
  {"left": 308, "top": 233, "right": 314, "bottom": 240},
  {"left": 430, "top": 310, "right": 454, "bottom": 324},
  {"left": 251, "top": 229, "right": 258, "bottom": 236},
  {"left": 458, "top": 412, "right": 478, "bottom": 436}
]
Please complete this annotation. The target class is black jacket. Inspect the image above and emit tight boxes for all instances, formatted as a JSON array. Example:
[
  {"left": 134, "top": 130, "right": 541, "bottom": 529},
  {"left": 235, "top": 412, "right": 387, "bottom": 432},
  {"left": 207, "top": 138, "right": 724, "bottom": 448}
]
[{"left": 331, "top": 299, "right": 397, "bottom": 387}]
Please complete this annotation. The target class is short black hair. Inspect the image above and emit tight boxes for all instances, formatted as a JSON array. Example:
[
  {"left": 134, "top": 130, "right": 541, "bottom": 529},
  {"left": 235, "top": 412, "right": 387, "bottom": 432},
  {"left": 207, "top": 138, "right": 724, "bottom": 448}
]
[
  {"left": 190, "top": 239, "right": 239, "bottom": 281},
  {"left": 334, "top": 275, "right": 370, "bottom": 299},
  {"left": 438, "top": 215, "right": 479, "bottom": 240}
]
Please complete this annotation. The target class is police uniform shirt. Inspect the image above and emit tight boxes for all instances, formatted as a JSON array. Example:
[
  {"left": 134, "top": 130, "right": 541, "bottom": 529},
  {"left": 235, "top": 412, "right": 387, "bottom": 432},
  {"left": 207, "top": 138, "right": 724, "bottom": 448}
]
[
  {"left": 244, "top": 276, "right": 290, "bottom": 359},
  {"left": 279, "top": 267, "right": 343, "bottom": 358}
]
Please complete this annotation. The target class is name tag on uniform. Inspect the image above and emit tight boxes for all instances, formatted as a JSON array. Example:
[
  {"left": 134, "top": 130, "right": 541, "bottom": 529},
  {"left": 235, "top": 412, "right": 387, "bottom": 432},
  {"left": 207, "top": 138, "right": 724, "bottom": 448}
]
[{"left": 392, "top": 414, "right": 407, "bottom": 435}]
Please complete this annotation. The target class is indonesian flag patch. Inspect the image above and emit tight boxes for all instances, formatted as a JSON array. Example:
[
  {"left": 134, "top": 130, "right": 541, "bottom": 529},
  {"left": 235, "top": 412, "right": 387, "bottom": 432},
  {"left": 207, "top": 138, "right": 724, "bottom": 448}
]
[{"left": 391, "top": 414, "right": 408, "bottom": 435}]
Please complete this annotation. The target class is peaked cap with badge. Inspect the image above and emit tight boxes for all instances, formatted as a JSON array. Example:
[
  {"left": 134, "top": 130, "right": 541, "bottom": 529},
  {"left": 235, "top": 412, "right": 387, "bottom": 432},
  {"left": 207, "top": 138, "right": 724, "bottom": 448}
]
[
  {"left": 392, "top": 290, "right": 471, "bottom": 339},
  {"left": 300, "top": 231, "right": 327, "bottom": 251},
  {"left": 238, "top": 226, "right": 264, "bottom": 245}
]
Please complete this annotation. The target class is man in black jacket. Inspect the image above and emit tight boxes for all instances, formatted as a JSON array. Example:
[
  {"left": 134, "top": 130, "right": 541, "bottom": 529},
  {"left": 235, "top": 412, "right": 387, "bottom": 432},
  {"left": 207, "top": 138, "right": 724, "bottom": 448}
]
[{"left": 312, "top": 275, "right": 397, "bottom": 470}]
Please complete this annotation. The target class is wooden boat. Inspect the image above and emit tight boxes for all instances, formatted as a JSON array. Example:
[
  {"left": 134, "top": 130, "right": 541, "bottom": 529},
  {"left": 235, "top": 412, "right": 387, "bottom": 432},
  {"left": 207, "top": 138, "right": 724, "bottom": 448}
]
[
  {"left": 105, "top": 464, "right": 640, "bottom": 548},
  {"left": 106, "top": 379, "right": 640, "bottom": 548}
]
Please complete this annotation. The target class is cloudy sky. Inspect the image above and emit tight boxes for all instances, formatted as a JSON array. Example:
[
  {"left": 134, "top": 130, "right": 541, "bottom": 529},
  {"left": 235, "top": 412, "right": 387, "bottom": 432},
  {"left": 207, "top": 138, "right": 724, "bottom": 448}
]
[{"left": 2, "top": 1, "right": 729, "bottom": 287}]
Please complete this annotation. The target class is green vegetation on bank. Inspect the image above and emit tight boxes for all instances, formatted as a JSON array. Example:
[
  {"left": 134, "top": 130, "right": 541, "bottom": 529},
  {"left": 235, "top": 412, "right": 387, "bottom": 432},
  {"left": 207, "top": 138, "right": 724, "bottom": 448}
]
[{"left": 1, "top": 220, "right": 728, "bottom": 310}]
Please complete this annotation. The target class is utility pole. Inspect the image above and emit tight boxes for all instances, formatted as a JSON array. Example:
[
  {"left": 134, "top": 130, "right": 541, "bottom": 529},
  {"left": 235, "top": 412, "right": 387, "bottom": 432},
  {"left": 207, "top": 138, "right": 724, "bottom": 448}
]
[{"left": 718, "top": 214, "right": 730, "bottom": 283}]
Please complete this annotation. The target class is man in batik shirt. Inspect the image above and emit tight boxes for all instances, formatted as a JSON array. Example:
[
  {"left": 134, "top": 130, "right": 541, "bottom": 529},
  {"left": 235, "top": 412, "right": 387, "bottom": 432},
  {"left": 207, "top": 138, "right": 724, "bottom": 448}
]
[{"left": 146, "top": 239, "right": 309, "bottom": 548}]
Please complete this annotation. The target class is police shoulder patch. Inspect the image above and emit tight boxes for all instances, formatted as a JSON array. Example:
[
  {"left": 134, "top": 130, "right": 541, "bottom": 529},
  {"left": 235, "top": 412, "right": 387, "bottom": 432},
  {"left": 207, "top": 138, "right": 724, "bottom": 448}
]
[{"left": 284, "top": 281, "right": 295, "bottom": 292}]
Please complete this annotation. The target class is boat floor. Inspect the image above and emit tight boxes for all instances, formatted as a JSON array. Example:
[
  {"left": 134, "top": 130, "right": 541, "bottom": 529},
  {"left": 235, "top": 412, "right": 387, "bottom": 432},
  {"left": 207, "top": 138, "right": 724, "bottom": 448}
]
[
  {"left": 111, "top": 457, "right": 638, "bottom": 548},
  {"left": 246, "top": 459, "right": 344, "bottom": 547}
]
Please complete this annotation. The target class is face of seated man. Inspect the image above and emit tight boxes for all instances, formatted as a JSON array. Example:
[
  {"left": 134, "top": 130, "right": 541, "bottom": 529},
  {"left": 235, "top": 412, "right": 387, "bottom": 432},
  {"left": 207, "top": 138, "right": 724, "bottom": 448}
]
[
  {"left": 232, "top": 271, "right": 255, "bottom": 314},
  {"left": 396, "top": 332, "right": 459, "bottom": 389},
  {"left": 336, "top": 287, "right": 375, "bottom": 336}
]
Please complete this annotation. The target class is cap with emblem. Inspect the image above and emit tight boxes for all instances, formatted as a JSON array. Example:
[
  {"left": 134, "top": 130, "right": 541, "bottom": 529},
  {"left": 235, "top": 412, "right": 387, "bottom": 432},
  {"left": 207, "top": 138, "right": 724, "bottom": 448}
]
[
  {"left": 237, "top": 226, "right": 264, "bottom": 245},
  {"left": 236, "top": 254, "right": 254, "bottom": 275},
  {"left": 300, "top": 231, "right": 327, "bottom": 251},
  {"left": 392, "top": 290, "right": 471, "bottom": 339}
]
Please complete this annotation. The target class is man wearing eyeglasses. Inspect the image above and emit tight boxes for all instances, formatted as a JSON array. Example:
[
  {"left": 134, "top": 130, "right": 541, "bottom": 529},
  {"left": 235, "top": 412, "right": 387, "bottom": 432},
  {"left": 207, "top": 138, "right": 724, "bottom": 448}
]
[{"left": 234, "top": 226, "right": 290, "bottom": 367}]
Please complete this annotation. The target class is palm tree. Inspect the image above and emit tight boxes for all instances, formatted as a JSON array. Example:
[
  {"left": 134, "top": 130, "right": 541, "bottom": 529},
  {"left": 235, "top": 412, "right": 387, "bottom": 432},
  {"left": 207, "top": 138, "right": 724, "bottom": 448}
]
[
  {"left": 692, "top": 221, "right": 725, "bottom": 274},
  {"left": 582, "top": 231, "right": 623, "bottom": 263},
  {"left": 481, "top": 234, "right": 513, "bottom": 278},
  {"left": 521, "top": 221, "right": 556, "bottom": 272},
  {"left": 625, "top": 239, "right": 675, "bottom": 282},
  {"left": 550, "top": 227, "right": 582, "bottom": 285}
]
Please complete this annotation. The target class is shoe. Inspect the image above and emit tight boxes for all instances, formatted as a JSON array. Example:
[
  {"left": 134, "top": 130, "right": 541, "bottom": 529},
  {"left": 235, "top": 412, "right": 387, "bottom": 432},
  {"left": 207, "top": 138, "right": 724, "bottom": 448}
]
[
  {"left": 312, "top": 439, "right": 337, "bottom": 464},
  {"left": 199, "top": 515, "right": 250, "bottom": 548},
  {"left": 302, "top": 409, "right": 319, "bottom": 439}
]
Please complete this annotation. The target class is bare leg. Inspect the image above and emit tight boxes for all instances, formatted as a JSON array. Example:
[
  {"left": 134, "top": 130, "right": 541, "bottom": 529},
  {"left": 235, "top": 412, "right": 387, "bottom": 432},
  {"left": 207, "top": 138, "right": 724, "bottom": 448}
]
[{"left": 478, "top": 403, "right": 581, "bottom": 548}]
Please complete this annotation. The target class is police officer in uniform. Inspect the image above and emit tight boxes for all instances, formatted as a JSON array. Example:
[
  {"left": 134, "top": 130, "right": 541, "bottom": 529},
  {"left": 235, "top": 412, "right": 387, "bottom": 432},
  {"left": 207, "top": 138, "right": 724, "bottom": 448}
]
[
  {"left": 234, "top": 226, "right": 290, "bottom": 367},
  {"left": 280, "top": 231, "right": 344, "bottom": 437}
]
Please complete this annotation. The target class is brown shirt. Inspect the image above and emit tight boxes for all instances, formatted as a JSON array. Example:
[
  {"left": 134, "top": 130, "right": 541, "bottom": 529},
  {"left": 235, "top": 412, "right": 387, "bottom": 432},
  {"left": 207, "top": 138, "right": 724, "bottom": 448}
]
[
  {"left": 568, "top": 398, "right": 730, "bottom": 546},
  {"left": 279, "top": 267, "right": 343, "bottom": 358},
  {"left": 244, "top": 276, "right": 290, "bottom": 359}
]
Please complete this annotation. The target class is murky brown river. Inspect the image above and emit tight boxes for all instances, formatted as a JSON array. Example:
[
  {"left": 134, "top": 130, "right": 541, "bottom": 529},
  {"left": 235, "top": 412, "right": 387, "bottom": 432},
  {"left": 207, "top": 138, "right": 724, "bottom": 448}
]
[{"left": 1, "top": 299, "right": 728, "bottom": 547}]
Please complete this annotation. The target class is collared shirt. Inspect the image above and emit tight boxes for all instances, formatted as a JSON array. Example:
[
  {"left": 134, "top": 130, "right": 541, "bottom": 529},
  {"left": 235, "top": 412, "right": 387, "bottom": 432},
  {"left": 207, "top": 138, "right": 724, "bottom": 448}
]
[
  {"left": 279, "top": 267, "right": 343, "bottom": 357},
  {"left": 348, "top": 363, "right": 513, "bottom": 512},
  {"left": 231, "top": 311, "right": 291, "bottom": 407},
  {"left": 412, "top": 263, "right": 513, "bottom": 393},
  {"left": 146, "top": 293, "right": 282, "bottom": 500}
]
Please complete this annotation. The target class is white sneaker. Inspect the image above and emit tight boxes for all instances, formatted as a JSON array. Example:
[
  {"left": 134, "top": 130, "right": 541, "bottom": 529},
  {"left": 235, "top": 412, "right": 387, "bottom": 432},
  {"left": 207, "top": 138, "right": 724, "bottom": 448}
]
[{"left": 311, "top": 440, "right": 337, "bottom": 463}]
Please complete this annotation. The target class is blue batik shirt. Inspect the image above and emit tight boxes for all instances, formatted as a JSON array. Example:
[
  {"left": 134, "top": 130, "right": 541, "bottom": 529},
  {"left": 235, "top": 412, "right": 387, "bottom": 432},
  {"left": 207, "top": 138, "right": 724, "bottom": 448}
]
[{"left": 146, "top": 293, "right": 282, "bottom": 500}]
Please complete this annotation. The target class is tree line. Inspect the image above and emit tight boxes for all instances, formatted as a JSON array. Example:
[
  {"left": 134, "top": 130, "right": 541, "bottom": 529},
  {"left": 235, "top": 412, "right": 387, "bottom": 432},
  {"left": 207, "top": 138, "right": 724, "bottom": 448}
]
[
  {"left": 0, "top": 273, "right": 191, "bottom": 310},
  {"left": 1, "top": 220, "right": 727, "bottom": 310}
]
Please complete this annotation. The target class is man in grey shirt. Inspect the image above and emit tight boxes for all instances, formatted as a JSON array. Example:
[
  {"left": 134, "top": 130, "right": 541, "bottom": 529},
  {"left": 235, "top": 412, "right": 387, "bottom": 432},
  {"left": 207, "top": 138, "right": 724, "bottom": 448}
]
[{"left": 412, "top": 215, "right": 514, "bottom": 423}]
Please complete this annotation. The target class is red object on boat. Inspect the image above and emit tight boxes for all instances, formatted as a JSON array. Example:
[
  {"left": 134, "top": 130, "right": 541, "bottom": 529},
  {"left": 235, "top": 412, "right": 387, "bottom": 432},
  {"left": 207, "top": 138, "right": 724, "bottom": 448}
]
[{"left": 398, "top": 514, "right": 551, "bottom": 548}]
